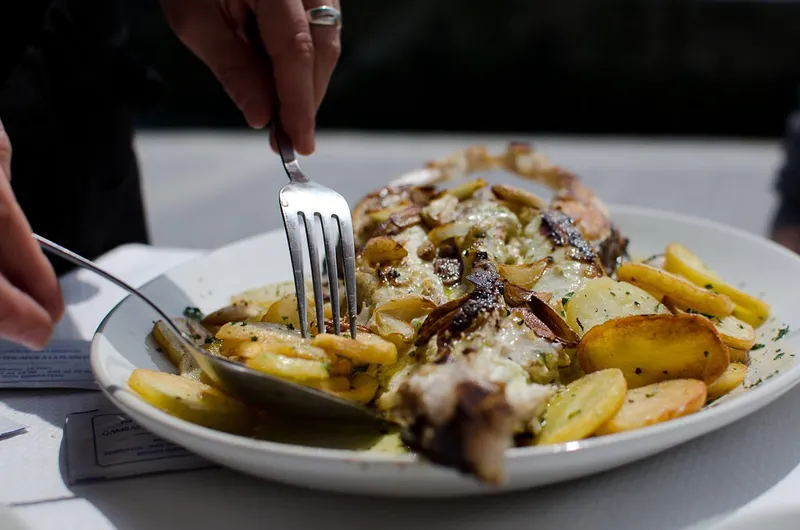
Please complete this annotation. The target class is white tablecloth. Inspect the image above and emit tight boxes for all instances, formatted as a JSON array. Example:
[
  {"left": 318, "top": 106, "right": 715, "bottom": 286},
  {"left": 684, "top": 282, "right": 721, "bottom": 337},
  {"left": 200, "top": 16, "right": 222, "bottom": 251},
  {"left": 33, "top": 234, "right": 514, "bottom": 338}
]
[{"left": 2, "top": 244, "right": 800, "bottom": 530}]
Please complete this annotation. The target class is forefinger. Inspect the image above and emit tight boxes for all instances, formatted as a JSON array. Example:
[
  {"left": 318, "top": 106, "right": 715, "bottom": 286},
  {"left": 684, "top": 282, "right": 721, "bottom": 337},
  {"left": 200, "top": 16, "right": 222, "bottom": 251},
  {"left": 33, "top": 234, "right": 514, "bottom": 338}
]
[{"left": 255, "top": 0, "right": 316, "bottom": 155}]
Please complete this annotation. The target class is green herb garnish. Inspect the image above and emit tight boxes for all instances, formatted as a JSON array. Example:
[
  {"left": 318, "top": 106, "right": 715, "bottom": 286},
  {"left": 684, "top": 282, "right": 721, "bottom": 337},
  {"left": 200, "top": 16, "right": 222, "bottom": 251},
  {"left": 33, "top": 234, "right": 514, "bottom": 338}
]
[{"left": 183, "top": 306, "right": 203, "bottom": 321}]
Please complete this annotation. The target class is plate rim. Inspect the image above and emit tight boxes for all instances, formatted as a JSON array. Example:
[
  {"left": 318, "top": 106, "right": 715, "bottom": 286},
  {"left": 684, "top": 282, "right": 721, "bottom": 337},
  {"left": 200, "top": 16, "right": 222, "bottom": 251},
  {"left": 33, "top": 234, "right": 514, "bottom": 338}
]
[{"left": 90, "top": 203, "right": 800, "bottom": 465}]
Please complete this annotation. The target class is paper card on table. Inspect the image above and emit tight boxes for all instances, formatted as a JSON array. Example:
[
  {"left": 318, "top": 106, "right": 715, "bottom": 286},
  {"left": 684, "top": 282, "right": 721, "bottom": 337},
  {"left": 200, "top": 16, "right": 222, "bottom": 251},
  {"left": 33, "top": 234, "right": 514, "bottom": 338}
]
[
  {"left": 65, "top": 408, "right": 215, "bottom": 484},
  {"left": 0, "top": 414, "right": 26, "bottom": 440},
  {"left": 0, "top": 340, "right": 96, "bottom": 390}
]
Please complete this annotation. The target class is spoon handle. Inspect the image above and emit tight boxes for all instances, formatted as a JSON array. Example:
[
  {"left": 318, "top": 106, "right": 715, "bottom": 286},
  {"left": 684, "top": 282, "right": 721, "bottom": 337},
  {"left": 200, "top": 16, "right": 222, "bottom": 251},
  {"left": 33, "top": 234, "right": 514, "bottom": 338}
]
[{"left": 34, "top": 233, "right": 187, "bottom": 340}]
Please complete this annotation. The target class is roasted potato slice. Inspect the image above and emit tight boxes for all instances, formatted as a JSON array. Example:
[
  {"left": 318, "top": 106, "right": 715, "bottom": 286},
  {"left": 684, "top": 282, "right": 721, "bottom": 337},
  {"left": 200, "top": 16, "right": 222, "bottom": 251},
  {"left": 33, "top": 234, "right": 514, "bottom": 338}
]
[
  {"left": 706, "top": 362, "right": 747, "bottom": 400},
  {"left": 421, "top": 194, "right": 458, "bottom": 227},
  {"left": 333, "top": 373, "right": 380, "bottom": 404},
  {"left": 427, "top": 221, "right": 472, "bottom": 245},
  {"left": 312, "top": 332, "right": 398, "bottom": 365},
  {"left": 245, "top": 350, "right": 330, "bottom": 382},
  {"left": 616, "top": 262, "right": 734, "bottom": 317},
  {"left": 129, "top": 369, "right": 254, "bottom": 433},
  {"left": 217, "top": 321, "right": 306, "bottom": 344},
  {"left": 578, "top": 314, "right": 729, "bottom": 388},
  {"left": 362, "top": 236, "right": 408, "bottom": 262},
  {"left": 536, "top": 368, "right": 627, "bottom": 445},
  {"left": 732, "top": 303, "right": 768, "bottom": 329},
  {"left": 201, "top": 302, "right": 265, "bottom": 329},
  {"left": 369, "top": 312, "right": 416, "bottom": 347},
  {"left": 565, "top": 277, "right": 669, "bottom": 336},
  {"left": 261, "top": 294, "right": 321, "bottom": 333},
  {"left": 224, "top": 340, "right": 333, "bottom": 363},
  {"left": 711, "top": 315, "right": 756, "bottom": 351},
  {"left": 448, "top": 178, "right": 487, "bottom": 200},
  {"left": 728, "top": 347, "right": 749, "bottom": 365},
  {"left": 491, "top": 184, "right": 548, "bottom": 210},
  {"left": 664, "top": 243, "right": 770, "bottom": 326},
  {"left": 595, "top": 379, "right": 707, "bottom": 435},
  {"left": 232, "top": 280, "right": 303, "bottom": 310}
]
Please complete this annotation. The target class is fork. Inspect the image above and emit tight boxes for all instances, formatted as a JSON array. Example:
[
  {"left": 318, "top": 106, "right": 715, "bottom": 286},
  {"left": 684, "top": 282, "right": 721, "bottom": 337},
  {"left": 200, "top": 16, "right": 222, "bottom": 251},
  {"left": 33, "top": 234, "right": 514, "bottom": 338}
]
[{"left": 245, "top": 15, "right": 357, "bottom": 339}]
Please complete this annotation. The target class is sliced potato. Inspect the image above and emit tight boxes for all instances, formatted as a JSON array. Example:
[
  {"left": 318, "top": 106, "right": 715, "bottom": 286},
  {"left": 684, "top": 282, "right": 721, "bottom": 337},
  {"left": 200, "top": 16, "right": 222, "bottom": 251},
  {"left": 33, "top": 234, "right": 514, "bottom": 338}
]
[
  {"left": 217, "top": 321, "right": 305, "bottom": 344},
  {"left": 245, "top": 350, "right": 330, "bottom": 382},
  {"left": 616, "top": 262, "right": 734, "bottom": 317},
  {"left": 421, "top": 194, "right": 458, "bottom": 227},
  {"left": 224, "top": 340, "right": 333, "bottom": 363},
  {"left": 595, "top": 379, "right": 707, "bottom": 435},
  {"left": 329, "top": 358, "right": 352, "bottom": 376},
  {"left": 448, "top": 178, "right": 487, "bottom": 200},
  {"left": 232, "top": 280, "right": 302, "bottom": 310},
  {"left": 536, "top": 368, "right": 627, "bottom": 445},
  {"left": 711, "top": 315, "right": 756, "bottom": 351},
  {"left": 491, "top": 184, "right": 548, "bottom": 210},
  {"left": 578, "top": 314, "right": 729, "bottom": 388},
  {"left": 201, "top": 302, "right": 265, "bottom": 329},
  {"left": 707, "top": 362, "right": 747, "bottom": 400},
  {"left": 312, "top": 332, "right": 398, "bottom": 365},
  {"left": 333, "top": 373, "right": 380, "bottom": 404},
  {"left": 728, "top": 347, "right": 749, "bottom": 365},
  {"left": 362, "top": 236, "right": 408, "bottom": 262},
  {"left": 664, "top": 243, "right": 770, "bottom": 326},
  {"left": 129, "top": 369, "right": 253, "bottom": 433},
  {"left": 565, "top": 277, "right": 669, "bottom": 336},
  {"left": 427, "top": 221, "right": 472, "bottom": 245},
  {"left": 261, "top": 294, "right": 318, "bottom": 333},
  {"left": 732, "top": 303, "right": 768, "bottom": 329}
]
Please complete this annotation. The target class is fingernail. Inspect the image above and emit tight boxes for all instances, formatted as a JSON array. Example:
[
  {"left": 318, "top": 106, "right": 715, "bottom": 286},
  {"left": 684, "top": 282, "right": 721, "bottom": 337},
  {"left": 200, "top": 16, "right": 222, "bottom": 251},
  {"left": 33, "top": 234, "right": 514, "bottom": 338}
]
[{"left": 19, "top": 326, "right": 52, "bottom": 351}]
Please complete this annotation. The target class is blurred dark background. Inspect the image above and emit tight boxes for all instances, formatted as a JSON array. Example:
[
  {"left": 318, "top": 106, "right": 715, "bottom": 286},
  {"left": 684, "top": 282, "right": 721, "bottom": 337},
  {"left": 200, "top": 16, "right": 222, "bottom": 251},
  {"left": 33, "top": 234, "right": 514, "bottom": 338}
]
[{"left": 126, "top": 0, "right": 800, "bottom": 138}]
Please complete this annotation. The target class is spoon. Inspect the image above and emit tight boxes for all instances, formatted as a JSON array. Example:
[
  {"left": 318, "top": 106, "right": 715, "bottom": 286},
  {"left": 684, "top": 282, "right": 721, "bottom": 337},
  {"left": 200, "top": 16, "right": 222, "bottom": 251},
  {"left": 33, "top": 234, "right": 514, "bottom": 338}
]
[{"left": 35, "top": 234, "right": 390, "bottom": 428}]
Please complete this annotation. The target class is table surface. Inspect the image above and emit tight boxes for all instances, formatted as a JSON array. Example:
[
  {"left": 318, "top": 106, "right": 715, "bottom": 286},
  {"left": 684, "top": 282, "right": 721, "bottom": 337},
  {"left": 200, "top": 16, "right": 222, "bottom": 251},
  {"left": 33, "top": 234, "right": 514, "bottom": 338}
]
[{"left": 1, "top": 132, "right": 796, "bottom": 530}]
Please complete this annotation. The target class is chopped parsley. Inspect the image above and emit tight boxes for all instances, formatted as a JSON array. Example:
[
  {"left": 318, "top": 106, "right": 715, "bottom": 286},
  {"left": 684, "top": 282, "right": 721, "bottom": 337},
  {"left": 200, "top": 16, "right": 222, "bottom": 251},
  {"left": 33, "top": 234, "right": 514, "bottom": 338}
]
[
  {"left": 645, "top": 390, "right": 658, "bottom": 398},
  {"left": 183, "top": 306, "right": 203, "bottom": 321},
  {"left": 774, "top": 352, "right": 786, "bottom": 361},
  {"left": 287, "top": 323, "right": 295, "bottom": 330},
  {"left": 568, "top": 410, "right": 582, "bottom": 420},
  {"left": 576, "top": 318, "right": 585, "bottom": 332},
  {"left": 703, "top": 351, "right": 709, "bottom": 358},
  {"left": 250, "top": 336, "right": 258, "bottom": 342},
  {"left": 561, "top": 292, "right": 574, "bottom": 307},
  {"left": 686, "top": 308, "right": 716, "bottom": 319},
  {"left": 633, "top": 301, "right": 641, "bottom": 307},
  {"left": 635, "top": 367, "right": 643, "bottom": 375},
  {"left": 609, "top": 291, "right": 617, "bottom": 297},
  {"left": 751, "top": 343, "right": 765, "bottom": 351},
  {"left": 704, "top": 283, "right": 713, "bottom": 290},
  {"left": 774, "top": 326, "right": 790, "bottom": 341}
]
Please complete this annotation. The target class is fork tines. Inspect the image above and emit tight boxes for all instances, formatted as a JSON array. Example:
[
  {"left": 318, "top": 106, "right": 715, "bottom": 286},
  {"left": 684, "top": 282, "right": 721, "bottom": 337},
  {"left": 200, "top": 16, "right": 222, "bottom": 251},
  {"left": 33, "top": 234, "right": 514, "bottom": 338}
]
[{"left": 279, "top": 184, "right": 358, "bottom": 340}]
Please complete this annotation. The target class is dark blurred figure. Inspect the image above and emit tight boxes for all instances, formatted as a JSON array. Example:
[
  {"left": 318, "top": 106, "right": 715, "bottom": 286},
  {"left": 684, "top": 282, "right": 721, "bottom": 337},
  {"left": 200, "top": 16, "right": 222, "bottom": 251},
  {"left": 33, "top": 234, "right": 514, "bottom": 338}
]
[
  {"left": 771, "top": 89, "right": 800, "bottom": 253},
  {"left": 0, "top": 0, "right": 159, "bottom": 276}
]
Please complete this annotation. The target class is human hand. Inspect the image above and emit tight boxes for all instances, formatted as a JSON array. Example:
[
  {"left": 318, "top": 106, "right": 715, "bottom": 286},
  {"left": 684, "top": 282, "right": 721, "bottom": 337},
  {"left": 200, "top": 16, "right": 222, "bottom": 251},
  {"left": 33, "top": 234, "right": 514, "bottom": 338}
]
[
  {"left": 772, "top": 225, "right": 800, "bottom": 255},
  {"left": 161, "top": 0, "right": 342, "bottom": 155},
  {"left": 0, "top": 119, "right": 64, "bottom": 349}
]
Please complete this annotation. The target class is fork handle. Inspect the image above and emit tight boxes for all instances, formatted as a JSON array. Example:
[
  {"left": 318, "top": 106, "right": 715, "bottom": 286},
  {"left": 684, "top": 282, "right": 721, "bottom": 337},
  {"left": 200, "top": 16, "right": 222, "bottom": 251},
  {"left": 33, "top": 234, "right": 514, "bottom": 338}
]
[{"left": 244, "top": 12, "right": 305, "bottom": 181}]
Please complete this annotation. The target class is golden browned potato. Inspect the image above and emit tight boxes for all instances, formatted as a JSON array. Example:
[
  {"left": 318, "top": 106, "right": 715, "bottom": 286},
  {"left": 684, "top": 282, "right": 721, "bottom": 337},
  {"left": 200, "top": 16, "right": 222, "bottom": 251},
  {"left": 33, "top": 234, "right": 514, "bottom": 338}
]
[
  {"left": 368, "top": 312, "right": 416, "bottom": 347},
  {"left": 129, "top": 369, "right": 254, "bottom": 433},
  {"left": 565, "top": 277, "right": 670, "bottom": 336},
  {"left": 711, "top": 315, "right": 756, "bottom": 351},
  {"left": 231, "top": 280, "right": 301, "bottom": 310},
  {"left": 362, "top": 236, "right": 408, "bottom": 262},
  {"left": 664, "top": 243, "right": 770, "bottom": 327},
  {"left": 728, "top": 347, "right": 750, "bottom": 365},
  {"left": 262, "top": 293, "right": 319, "bottom": 333},
  {"left": 312, "top": 333, "right": 398, "bottom": 365},
  {"left": 595, "top": 379, "right": 707, "bottom": 435},
  {"left": 333, "top": 373, "right": 380, "bottom": 404},
  {"left": 706, "top": 362, "right": 747, "bottom": 400},
  {"left": 578, "top": 314, "right": 729, "bottom": 388},
  {"left": 224, "top": 340, "right": 333, "bottom": 363},
  {"left": 616, "top": 262, "right": 734, "bottom": 317},
  {"left": 536, "top": 368, "right": 627, "bottom": 445},
  {"left": 245, "top": 350, "right": 330, "bottom": 382}
]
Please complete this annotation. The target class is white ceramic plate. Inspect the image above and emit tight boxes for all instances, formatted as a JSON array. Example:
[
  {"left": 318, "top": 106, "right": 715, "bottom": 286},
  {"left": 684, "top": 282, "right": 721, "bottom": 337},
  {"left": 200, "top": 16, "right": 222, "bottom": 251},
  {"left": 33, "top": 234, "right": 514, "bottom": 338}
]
[{"left": 91, "top": 205, "right": 800, "bottom": 498}]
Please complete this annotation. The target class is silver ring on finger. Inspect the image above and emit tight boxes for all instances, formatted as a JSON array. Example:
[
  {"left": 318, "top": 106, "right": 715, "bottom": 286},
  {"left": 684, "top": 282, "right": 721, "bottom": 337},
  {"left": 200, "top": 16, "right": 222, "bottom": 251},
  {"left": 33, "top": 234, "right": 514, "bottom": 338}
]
[{"left": 307, "top": 6, "right": 342, "bottom": 30}]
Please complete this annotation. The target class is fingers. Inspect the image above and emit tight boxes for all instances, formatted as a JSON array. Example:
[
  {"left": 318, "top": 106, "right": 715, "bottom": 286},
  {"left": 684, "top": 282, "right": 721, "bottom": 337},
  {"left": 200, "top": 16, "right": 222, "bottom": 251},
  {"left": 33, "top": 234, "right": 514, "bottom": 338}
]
[
  {"left": 0, "top": 118, "right": 11, "bottom": 180},
  {"left": 0, "top": 178, "right": 64, "bottom": 327},
  {"left": 254, "top": 0, "right": 316, "bottom": 154},
  {"left": 161, "top": 0, "right": 273, "bottom": 129},
  {"left": 0, "top": 274, "right": 56, "bottom": 350},
  {"left": 303, "top": 0, "right": 341, "bottom": 108}
]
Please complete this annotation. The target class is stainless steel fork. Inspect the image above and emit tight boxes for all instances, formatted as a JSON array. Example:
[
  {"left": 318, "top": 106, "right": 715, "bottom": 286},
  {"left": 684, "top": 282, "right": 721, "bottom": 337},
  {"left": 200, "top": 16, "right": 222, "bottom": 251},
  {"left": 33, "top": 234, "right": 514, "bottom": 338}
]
[
  {"left": 274, "top": 123, "right": 358, "bottom": 339},
  {"left": 243, "top": 14, "right": 357, "bottom": 339}
]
